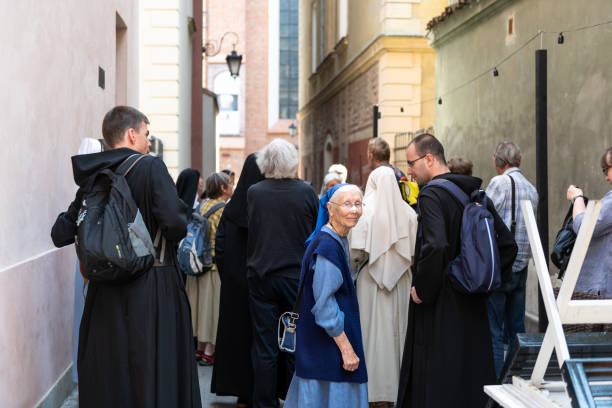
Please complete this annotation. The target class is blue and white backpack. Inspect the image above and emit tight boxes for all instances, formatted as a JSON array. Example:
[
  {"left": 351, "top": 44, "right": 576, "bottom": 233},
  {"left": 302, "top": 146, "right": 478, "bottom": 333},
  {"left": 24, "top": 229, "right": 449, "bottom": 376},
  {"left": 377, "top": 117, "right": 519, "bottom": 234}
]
[
  {"left": 177, "top": 200, "right": 225, "bottom": 277},
  {"left": 423, "top": 179, "right": 501, "bottom": 294}
]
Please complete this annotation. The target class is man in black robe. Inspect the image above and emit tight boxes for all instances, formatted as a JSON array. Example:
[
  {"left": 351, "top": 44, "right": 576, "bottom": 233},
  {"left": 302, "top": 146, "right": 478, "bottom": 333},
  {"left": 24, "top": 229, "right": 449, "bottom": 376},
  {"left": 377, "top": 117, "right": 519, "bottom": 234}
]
[
  {"left": 51, "top": 106, "right": 201, "bottom": 408},
  {"left": 396, "top": 134, "right": 517, "bottom": 408}
]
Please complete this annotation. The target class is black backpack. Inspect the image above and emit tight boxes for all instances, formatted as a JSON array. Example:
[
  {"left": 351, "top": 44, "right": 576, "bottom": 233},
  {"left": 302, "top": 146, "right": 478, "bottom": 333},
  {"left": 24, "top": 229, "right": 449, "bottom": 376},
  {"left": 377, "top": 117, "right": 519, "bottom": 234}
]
[
  {"left": 551, "top": 197, "right": 588, "bottom": 279},
  {"left": 423, "top": 180, "right": 502, "bottom": 294},
  {"left": 75, "top": 154, "right": 156, "bottom": 284}
]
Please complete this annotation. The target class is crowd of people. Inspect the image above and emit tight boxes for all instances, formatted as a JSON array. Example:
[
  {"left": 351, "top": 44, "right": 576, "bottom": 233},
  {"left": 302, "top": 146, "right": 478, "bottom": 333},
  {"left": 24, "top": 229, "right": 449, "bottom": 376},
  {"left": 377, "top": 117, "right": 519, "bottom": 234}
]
[{"left": 51, "top": 105, "right": 612, "bottom": 408}]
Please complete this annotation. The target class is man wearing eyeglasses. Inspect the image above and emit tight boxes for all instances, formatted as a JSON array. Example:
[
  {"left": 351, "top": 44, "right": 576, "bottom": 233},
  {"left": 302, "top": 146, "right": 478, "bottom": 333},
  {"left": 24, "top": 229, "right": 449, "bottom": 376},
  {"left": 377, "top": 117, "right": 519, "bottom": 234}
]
[{"left": 396, "top": 134, "right": 517, "bottom": 408}]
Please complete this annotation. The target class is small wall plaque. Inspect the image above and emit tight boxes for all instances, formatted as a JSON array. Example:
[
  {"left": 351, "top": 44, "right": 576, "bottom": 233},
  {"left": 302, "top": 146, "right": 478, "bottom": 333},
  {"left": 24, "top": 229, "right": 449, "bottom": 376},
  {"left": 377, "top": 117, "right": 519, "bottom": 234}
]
[{"left": 98, "top": 66, "right": 105, "bottom": 89}]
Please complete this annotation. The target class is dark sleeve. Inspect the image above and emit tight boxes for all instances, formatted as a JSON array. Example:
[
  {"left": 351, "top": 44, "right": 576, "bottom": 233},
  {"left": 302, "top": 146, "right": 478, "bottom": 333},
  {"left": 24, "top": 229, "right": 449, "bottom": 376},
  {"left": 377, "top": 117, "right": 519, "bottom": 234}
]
[
  {"left": 412, "top": 192, "right": 449, "bottom": 304},
  {"left": 309, "top": 187, "right": 319, "bottom": 231},
  {"left": 246, "top": 186, "right": 255, "bottom": 230},
  {"left": 487, "top": 198, "right": 518, "bottom": 282},
  {"left": 150, "top": 158, "right": 188, "bottom": 242},
  {"left": 50, "top": 192, "right": 81, "bottom": 247},
  {"left": 246, "top": 186, "right": 257, "bottom": 261},
  {"left": 215, "top": 215, "right": 226, "bottom": 277}
]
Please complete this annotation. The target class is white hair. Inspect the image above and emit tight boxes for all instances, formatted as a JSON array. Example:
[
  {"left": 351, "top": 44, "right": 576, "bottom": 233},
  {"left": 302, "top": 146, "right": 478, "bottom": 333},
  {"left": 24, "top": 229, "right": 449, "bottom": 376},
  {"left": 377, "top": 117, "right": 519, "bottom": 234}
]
[
  {"left": 328, "top": 164, "right": 348, "bottom": 183},
  {"left": 323, "top": 172, "right": 342, "bottom": 185},
  {"left": 494, "top": 141, "right": 522, "bottom": 168},
  {"left": 256, "top": 138, "right": 299, "bottom": 179}
]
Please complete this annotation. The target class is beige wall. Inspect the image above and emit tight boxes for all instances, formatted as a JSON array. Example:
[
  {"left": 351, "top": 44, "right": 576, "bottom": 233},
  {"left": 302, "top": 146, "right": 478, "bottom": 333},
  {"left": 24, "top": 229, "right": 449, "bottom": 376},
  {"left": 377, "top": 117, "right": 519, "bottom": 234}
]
[
  {"left": 0, "top": 1, "right": 139, "bottom": 406},
  {"left": 139, "top": 0, "right": 193, "bottom": 179},
  {"left": 430, "top": 0, "right": 612, "bottom": 328},
  {"left": 300, "top": 0, "right": 446, "bottom": 108},
  {"left": 377, "top": 38, "right": 436, "bottom": 146}
]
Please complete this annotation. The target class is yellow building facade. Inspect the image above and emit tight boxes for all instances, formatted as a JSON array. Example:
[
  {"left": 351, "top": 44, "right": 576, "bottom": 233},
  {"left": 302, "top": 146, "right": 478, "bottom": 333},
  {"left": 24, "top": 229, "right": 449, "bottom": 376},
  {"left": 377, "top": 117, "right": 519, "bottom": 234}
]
[
  {"left": 298, "top": 0, "right": 447, "bottom": 188},
  {"left": 139, "top": 0, "right": 194, "bottom": 179}
]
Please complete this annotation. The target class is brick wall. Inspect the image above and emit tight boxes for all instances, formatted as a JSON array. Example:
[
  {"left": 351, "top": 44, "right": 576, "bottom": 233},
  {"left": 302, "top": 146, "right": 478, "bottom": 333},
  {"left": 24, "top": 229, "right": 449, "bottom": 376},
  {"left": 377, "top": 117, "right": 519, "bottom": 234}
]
[
  {"left": 218, "top": 147, "right": 245, "bottom": 176},
  {"left": 244, "top": 0, "right": 270, "bottom": 154},
  {"left": 301, "top": 62, "right": 379, "bottom": 190},
  {"left": 206, "top": 0, "right": 291, "bottom": 178}
]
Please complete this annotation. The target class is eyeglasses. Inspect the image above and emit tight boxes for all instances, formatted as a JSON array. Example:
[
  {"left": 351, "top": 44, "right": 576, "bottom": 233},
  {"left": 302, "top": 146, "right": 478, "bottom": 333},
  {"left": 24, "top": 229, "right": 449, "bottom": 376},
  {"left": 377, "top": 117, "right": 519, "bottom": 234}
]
[
  {"left": 407, "top": 154, "right": 427, "bottom": 167},
  {"left": 329, "top": 201, "right": 365, "bottom": 210}
]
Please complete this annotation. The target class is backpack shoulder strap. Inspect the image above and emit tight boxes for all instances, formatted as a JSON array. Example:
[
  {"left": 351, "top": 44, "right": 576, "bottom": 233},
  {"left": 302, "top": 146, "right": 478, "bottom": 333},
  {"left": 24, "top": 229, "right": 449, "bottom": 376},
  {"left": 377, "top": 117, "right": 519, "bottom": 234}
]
[
  {"left": 425, "top": 179, "right": 471, "bottom": 207},
  {"left": 202, "top": 202, "right": 225, "bottom": 219},
  {"left": 116, "top": 154, "right": 146, "bottom": 177}
]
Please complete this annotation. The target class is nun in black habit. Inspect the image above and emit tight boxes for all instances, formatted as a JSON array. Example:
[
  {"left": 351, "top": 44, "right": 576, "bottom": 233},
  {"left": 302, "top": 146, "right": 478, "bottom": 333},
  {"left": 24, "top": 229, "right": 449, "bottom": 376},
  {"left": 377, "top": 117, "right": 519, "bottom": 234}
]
[
  {"left": 212, "top": 154, "right": 292, "bottom": 403},
  {"left": 176, "top": 168, "right": 201, "bottom": 211},
  {"left": 51, "top": 147, "right": 201, "bottom": 408}
]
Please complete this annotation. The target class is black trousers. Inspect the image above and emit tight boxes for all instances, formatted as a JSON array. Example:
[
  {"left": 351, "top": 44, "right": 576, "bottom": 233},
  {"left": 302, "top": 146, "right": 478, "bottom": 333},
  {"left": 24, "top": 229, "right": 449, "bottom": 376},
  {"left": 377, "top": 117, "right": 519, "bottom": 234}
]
[{"left": 248, "top": 274, "right": 298, "bottom": 408}]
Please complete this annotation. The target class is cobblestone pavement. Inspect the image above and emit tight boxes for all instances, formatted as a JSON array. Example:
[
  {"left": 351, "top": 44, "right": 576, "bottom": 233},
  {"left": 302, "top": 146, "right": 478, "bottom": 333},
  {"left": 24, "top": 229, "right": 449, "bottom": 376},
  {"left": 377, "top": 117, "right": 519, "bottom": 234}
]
[
  {"left": 59, "top": 387, "right": 78, "bottom": 408},
  {"left": 59, "top": 364, "right": 241, "bottom": 408},
  {"left": 197, "top": 364, "right": 240, "bottom": 408}
]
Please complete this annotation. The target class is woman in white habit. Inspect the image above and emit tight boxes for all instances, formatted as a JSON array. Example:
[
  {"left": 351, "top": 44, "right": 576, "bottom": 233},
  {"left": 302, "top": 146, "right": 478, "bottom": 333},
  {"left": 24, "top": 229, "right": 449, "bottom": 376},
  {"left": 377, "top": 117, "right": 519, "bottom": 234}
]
[{"left": 349, "top": 165, "right": 418, "bottom": 407}]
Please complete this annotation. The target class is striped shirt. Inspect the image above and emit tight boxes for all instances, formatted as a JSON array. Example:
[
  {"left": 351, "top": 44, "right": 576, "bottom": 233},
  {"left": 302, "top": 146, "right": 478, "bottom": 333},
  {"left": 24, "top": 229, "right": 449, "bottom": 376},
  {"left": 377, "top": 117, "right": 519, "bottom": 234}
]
[{"left": 486, "top": 168, "right": 538, "bottom": 272}]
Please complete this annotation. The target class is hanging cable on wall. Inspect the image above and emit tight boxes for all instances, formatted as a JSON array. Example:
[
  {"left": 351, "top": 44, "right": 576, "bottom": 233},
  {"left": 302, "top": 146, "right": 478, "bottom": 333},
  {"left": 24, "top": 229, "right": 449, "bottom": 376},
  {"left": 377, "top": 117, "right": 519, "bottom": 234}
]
[{"left": 375, "top": 17, "right": 612, "bottom": 113}]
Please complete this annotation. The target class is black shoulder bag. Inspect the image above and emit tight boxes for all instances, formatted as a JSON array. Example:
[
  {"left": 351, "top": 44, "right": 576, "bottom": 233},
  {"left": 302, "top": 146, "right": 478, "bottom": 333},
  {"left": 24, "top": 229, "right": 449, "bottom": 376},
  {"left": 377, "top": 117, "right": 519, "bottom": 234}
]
[
  {"left": 551, "top": 197, "right": 588, "bottom": 279},
  {"left": 508, "top": 174, "right": 517, "bottom": 236}
]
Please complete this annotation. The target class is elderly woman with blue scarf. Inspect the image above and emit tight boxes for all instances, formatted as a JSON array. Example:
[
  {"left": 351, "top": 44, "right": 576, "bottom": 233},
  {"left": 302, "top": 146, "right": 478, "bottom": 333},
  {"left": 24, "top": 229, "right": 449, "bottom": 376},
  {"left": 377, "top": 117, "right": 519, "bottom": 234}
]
[{"left": 284, "top": 183, "right": 369, "bottom": 408}]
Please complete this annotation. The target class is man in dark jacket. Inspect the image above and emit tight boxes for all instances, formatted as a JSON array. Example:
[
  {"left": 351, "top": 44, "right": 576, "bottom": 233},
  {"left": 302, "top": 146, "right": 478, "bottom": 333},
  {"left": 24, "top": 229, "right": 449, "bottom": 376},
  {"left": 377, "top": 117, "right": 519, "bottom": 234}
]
[
  {"left": 246, "top": 139, "right": 319, "bottom": 408},
  {"left": 396, "top": 133, "right": 517, "bottom": 408},
  {"left": 51, "top": 106, "right": 201, "bottom": 408}
]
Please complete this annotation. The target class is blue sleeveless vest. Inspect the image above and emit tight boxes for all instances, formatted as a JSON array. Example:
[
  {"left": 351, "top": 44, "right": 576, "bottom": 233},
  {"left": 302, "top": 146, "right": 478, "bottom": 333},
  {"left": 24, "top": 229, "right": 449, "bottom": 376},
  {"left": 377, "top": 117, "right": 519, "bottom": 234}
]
[{"left": 295, "top": 231, "right": 368, "bottom": 383}]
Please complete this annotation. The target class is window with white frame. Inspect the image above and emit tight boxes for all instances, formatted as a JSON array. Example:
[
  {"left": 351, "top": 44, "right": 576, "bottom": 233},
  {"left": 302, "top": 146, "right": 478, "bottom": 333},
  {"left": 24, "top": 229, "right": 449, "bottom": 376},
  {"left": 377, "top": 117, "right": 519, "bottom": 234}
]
[
  {"left": 279, "top": 0, "right": 298, "bottom": 119},
  {"left": 214, "top": 71, "right": 240, "bottom": 136}
]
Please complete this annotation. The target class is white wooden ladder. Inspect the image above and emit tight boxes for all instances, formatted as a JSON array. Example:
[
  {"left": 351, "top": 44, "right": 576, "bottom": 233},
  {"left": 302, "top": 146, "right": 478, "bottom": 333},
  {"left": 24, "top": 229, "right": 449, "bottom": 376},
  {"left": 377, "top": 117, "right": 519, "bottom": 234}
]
[
  {"left": 484, "top": 199, "right": 605, "bottom": 407},
  {"left": 524, "top": 199, "right": 604, "bottom": 385}
]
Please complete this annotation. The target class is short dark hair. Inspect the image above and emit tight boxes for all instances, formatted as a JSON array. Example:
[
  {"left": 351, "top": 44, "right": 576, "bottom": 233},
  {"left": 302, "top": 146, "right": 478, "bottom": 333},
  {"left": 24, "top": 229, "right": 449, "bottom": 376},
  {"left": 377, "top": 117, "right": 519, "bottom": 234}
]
[
  {"left": 368, "top": 138, "right": 390, "bottom": 162},
  {"left": 448, "top": 156, "right": 473, "bottom": 176},
  {"left": 602, "top": 146, "right": 612, "bottom": 172},
  {"left": 408, "top": 133, "right": 446, "bottom": 165},
  {"left": 221, "top": 169, "right": 235, "bottom": 177},
  {"left": 205, "top": 172, "right": 230, "bottom": 199},
  {"left": 102, "top": 106, "right": 149, "bottom": 147}
]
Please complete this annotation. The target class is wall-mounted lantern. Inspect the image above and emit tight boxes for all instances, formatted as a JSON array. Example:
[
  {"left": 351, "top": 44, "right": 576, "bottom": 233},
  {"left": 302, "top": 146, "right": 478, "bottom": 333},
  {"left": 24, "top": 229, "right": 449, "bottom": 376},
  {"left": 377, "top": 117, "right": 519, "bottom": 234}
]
[{"left": 203, "top": 32, "right": 243, "bottom": 78}]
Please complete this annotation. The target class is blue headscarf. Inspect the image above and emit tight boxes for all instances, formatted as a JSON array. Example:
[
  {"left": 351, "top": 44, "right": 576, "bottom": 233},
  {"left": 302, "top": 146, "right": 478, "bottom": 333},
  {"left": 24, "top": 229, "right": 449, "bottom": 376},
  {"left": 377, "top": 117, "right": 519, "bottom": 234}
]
[{"left": 305, "top": 182, "right": 349, "bottom": 246}]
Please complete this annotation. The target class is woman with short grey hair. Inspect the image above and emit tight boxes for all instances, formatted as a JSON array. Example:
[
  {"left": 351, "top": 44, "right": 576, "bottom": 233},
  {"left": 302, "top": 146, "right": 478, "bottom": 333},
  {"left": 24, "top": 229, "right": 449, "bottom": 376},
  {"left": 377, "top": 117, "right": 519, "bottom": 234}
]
[
  {"left": 256, "top": 138, "right": 299, "bottom": 179},
  {"left": 246, "top": 140, "right": 319, "bottom": 406},
  {"left": 186, "top": 171, "right": 233, "bottom": 366}
]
